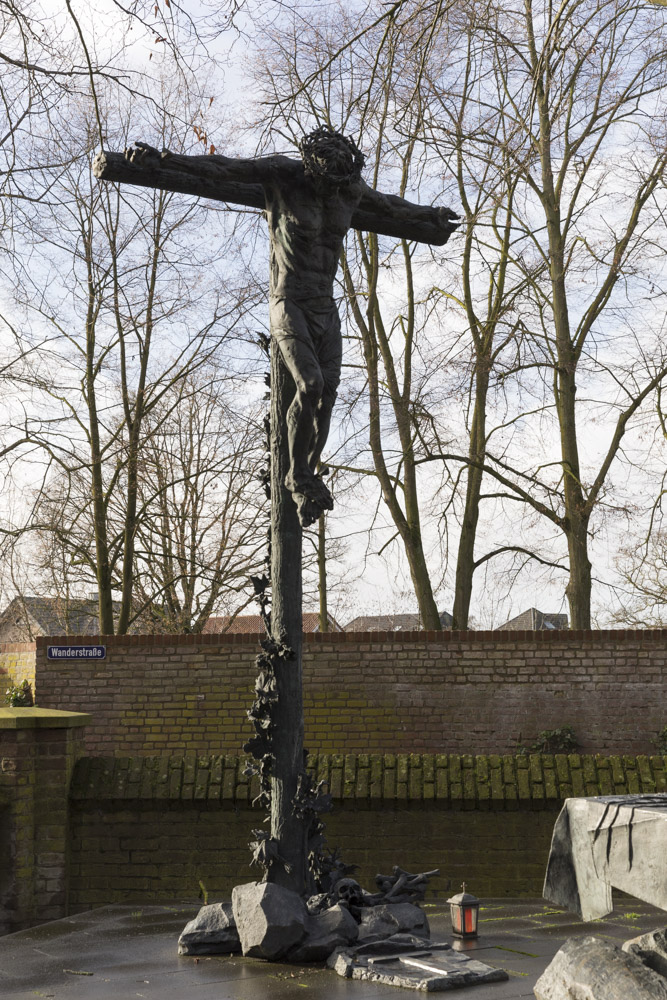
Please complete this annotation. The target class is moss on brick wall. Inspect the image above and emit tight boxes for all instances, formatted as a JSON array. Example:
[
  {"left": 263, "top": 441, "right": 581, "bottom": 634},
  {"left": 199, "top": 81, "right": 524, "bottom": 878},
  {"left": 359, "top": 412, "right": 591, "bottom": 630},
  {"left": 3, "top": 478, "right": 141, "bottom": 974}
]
[{"left": 69, "top": 752, "right": 667, "bottom": 806}]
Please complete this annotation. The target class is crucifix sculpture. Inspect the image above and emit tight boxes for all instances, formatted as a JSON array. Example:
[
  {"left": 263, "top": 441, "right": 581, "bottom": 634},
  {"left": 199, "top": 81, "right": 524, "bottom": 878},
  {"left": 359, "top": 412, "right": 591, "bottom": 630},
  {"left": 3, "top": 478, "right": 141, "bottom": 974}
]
[{"left": 94, "top": 126, "right": 458, "bottom": 899}]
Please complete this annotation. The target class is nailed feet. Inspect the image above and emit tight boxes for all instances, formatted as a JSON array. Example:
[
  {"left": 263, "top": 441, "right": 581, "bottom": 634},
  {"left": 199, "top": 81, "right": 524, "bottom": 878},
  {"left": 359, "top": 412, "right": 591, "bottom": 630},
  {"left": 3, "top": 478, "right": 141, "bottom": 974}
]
[{"left": 285, "top": 473, "right": 334, "bottom": 528}]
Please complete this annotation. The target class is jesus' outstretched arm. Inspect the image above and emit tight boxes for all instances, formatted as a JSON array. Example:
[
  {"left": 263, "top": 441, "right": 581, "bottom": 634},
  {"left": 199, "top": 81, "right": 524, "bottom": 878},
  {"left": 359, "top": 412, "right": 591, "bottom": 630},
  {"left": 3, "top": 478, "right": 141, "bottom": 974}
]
[
  {"left": 93, "top": 142, "right": 294, "bottom": 210},
  {"left": 123, "top": 141, "right": 298, "bottom": 185},
  {"left": 354, "top": 178, "right": 459, "bottom": 246}
]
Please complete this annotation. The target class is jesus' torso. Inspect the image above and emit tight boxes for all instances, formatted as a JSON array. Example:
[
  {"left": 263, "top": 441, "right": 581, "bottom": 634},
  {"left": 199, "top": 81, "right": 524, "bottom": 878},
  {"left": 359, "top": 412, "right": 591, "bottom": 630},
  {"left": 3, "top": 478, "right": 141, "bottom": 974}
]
[{"left": 263, "top": 163, "right": 362, "bottom": 302}]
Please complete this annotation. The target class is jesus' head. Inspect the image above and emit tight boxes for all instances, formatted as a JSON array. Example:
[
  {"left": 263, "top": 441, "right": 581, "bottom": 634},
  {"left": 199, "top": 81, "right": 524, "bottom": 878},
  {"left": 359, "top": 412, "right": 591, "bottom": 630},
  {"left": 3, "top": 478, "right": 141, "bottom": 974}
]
[{"left": 299, "top": 125, "right": 365, "bottom": 186}]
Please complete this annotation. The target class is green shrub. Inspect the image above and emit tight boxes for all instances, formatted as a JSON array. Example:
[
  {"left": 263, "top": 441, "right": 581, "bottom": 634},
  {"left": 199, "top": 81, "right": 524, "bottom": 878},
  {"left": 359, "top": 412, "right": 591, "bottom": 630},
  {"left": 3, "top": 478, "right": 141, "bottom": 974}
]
[
  {"left": 519, "top": 725, "right": 578, "bottom": 754},
  {"left": 4, "top": 679, "right": 34, "bottom": 707},
  {"left": 651, "top": 726, "right": 667, "bottom": 755}
]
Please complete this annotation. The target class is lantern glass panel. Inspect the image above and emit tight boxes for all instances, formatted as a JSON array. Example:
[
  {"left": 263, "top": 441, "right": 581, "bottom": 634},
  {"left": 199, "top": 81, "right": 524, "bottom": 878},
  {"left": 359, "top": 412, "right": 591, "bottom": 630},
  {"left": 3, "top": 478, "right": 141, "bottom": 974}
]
[{"left": 447, "top": 885, "right": 480, "bottom": 939}]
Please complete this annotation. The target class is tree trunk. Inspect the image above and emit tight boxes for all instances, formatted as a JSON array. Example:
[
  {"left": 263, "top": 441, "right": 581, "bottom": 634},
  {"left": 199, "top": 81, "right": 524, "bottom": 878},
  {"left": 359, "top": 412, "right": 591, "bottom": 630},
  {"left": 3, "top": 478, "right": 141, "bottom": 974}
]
[
  {"left": 405, "top": 528, "right": 441, "bottom": 629},
  {"left": 530, "top": 15, "right": 592, "bottom": 630},
  {"left": 318, "top": 513, "right": 328, "bottom": 632},
  {"left": 90, "top": 454, "right": 115, "bottom": 634},
  {"left": 547, "top": 221, "right": 591, "bottom": 629},
  {"left": 85, "top": 307, "right": 115, "bottom": 636},
  {"left": 565, "top": 506, "right": 592, "bottom": 629},
  {"left": 359, "top": 261, "right": 441, "bottom": 632},
  {"left": 116, "top": 433, "right": 139, "bottom": 634},
  {"left": 401, "top": 433, "right": 441, "bottom": 630},
  {"left": 267, "top": 340, "right": 307, "bottom": 894},
  {"left": 116, "top": 211, "right": 160, "bottom": 635},
  {"left": 453, "top": 364, "right": 489, "bottom": 629}
]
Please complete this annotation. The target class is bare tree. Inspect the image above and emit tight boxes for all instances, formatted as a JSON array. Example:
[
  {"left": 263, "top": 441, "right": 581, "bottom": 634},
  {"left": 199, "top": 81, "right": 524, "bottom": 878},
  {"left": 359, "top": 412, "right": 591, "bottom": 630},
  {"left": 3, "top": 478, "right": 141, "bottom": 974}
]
[
  {"left": 29, "top": 371, "right": 265, "bottom": 632},
  {"left": 610, "top": 532, "right": 667, "bottom": 627},
  {"left": 2, "top": 87, "right": 263, "bottom": 633},
  {"left": 130, "top": 374, "right": 265, "bottom": 632},
  {"left": 373, "top": 0, "right": 667, "bottom": 628},
  {"left": 412, "top": 18, "right": 556, "bottom": 628},
  {"left": 466, "top": 0, "right": 667, "bottom": 627},
  {"left": 256, "top": 0, "right": 667, "bottom": 630}
]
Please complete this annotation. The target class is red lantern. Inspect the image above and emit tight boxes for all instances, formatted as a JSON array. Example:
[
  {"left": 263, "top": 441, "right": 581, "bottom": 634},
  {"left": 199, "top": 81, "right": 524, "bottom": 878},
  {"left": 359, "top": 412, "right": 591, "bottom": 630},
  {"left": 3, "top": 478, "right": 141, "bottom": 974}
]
[{"left": 447, "top": 882, "right": 480, "bottom": 939}]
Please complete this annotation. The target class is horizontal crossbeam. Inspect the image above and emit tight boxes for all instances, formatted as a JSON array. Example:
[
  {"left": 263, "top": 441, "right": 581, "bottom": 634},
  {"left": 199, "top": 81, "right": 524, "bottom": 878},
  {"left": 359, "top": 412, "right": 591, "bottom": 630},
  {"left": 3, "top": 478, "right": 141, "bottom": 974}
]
[{"left": 93, "top": 151, "right": 454, "bottom": 246}]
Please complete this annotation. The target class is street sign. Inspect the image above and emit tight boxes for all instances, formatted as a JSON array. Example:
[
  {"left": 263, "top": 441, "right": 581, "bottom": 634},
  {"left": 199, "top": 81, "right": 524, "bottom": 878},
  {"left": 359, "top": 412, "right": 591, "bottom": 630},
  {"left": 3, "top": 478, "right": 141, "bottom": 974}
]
[{"left": 46, "top": 645, "right": 106, "bottom": 660}]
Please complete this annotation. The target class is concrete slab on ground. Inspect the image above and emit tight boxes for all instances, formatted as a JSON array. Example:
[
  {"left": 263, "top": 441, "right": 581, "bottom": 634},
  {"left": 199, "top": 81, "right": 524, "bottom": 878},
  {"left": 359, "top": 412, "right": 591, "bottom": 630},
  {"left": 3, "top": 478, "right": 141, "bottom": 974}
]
[{"left": 0, "top": 898, "right": 664, "bottom": 1000}]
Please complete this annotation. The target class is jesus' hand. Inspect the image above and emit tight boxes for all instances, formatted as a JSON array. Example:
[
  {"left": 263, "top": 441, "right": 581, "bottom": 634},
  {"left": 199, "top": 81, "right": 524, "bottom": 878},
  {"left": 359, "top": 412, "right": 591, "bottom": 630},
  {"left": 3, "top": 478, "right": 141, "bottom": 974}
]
[{"left": 435, "top": 205, "right": 460, "bottom": 236}]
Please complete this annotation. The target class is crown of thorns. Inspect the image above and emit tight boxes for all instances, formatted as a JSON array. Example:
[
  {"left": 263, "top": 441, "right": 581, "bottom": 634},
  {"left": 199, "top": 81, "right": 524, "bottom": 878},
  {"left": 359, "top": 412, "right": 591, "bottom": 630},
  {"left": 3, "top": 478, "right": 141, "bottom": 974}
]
[{"left": 298, "top": 126, "right": 365, "bottom": 184}]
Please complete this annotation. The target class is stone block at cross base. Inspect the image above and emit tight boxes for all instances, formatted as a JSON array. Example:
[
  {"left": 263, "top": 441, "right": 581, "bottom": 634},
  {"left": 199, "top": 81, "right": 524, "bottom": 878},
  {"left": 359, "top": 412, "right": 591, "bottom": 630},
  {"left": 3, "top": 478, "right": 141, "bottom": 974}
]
[
  {"left": 231, "top": 881, "right": 309, "bottom": 960},
  {"left": 623, "top": 928, "right": 667, "bottom": 979},
  {"left": 534, "top": 935, "right": 667, "bottom": 1000},
  {"left": 357, "top": 902, "right": 430, "bottom": 943},
  {"left": 177, "top": 902, "right": 241, "bottom": 955},
  {"left": 287, "top": 903, "right": 359, "bottom": 963}
]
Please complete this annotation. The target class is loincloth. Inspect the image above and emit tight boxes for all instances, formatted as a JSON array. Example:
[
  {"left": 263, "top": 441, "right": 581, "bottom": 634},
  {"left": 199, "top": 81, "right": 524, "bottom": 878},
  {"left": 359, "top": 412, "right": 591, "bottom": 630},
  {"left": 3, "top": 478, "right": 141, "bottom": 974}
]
[{"left": 270, "top": 296, "right": 342, "bottom": 386}]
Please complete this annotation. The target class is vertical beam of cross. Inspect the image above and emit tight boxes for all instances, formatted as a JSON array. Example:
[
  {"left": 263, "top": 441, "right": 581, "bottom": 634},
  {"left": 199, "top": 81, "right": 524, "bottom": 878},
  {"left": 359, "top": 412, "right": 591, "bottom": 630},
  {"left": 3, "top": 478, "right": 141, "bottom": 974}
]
[{"left": 267, "top": 344, "right": 307, "bottom": 890}]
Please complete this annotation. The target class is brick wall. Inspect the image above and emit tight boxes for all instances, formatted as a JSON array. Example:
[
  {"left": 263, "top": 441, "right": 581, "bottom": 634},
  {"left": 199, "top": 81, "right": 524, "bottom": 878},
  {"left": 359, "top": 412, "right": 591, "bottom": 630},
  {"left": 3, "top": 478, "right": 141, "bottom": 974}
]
[
  {"left": 0, "top": 708, "right": 89, "bottom": 933},
  {"left": 67, "top": 751, "right": 667, "bottom": 908},
  {"left": 10, "top": 629, "right": 666, "bottom": 756},
  {"left": 68, "top": 801, "right": 559, "bottom": 908}
]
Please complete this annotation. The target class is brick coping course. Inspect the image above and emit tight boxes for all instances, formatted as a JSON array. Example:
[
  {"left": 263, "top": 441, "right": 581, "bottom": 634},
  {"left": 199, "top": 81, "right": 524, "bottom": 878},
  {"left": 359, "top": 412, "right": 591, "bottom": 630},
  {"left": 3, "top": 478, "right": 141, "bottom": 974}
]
[
  {"left": 3, "top": 627, "right": 667, "bottom": 654},
  {"left": 69, "top": 752, "right": 667, "bottom": 805}
]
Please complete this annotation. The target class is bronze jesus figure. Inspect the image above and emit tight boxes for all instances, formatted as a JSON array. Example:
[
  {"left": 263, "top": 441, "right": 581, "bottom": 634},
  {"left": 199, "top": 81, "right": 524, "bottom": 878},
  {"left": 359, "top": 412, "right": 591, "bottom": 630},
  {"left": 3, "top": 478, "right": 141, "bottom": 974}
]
[{"left": 96, "top": 126, "right": 459, "bottom": 527}]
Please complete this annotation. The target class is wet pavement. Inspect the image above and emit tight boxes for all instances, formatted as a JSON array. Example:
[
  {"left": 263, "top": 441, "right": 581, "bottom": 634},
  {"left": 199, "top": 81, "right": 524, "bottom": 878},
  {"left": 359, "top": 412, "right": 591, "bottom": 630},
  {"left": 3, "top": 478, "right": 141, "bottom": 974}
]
[{"left": 0, "top": 897, "right": 664, "bottom": 999}]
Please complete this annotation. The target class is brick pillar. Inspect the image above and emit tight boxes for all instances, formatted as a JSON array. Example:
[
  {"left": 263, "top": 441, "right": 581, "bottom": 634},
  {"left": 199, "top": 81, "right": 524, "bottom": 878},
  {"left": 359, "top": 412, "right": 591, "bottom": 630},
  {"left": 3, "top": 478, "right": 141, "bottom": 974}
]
[{"left": 0, "top": 707, "right": 90, "bottom": 932}]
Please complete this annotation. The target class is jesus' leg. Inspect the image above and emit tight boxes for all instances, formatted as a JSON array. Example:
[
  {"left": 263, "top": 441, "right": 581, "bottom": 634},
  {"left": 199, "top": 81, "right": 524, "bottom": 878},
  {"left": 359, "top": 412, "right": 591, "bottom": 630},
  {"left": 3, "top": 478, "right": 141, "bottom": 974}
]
[
  {"left": 270, "top": 300, "right": 334, "bottom": 522},
  {"left": 308, "top": 308, "right": 342, "bottom": 475}
]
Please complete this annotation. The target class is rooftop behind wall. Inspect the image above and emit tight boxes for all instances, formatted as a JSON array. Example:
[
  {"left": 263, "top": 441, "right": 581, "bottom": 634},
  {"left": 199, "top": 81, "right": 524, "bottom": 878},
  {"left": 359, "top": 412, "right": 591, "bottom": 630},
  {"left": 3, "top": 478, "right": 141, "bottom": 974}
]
[{"left": 1, "top": 629, "right": 665, "bottom": 756}]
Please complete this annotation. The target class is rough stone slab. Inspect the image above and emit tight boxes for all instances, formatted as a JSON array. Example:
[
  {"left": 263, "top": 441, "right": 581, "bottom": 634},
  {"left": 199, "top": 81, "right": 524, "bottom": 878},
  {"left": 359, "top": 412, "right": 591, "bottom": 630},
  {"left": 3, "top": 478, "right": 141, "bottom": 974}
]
[
  {"left": 177, "top": 901, "right": 241, "bottom": 955},
  {"left": 623, "top": 928, "right": 667, "bottom": 979},
  {"left": 534, "top": 935, "right": 667, "bottom": 1000},
  {"left": 231, "top": 881, "right": 308, "bottom": 960},
  {"left": 543, "top": 794, "right": 667, "bottom": 920},
  {"left": 330, "top": 942, "right": 508, "bottom": 991},
  {"left": 286, "top": 903, "right": 359, "bottom": 963},
  {"left": 357, "top": 903, "right": 430, "bottom": 943}
]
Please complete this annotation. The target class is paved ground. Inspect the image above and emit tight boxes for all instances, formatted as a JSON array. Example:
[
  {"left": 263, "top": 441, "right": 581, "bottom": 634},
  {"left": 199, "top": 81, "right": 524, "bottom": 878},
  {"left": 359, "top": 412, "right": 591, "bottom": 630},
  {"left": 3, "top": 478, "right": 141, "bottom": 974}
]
[{"left": 1, "top": 897, "right": 664, "bottom": 999}]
